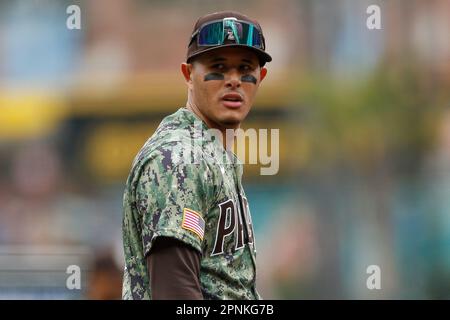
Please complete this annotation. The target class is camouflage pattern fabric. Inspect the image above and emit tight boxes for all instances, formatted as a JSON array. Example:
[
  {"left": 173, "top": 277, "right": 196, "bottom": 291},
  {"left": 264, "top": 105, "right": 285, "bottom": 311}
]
[{"left": 122, "top": 107, "right": 259, "bottom": 300}]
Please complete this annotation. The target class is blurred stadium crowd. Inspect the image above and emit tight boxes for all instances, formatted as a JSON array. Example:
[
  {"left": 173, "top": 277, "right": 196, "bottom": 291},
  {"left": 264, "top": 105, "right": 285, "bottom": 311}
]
[{"left": 0, "top": 0, "right": 449, "bottom": 299}]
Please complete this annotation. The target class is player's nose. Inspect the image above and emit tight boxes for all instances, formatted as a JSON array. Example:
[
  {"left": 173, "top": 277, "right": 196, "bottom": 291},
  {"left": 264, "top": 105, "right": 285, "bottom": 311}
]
[{"left": 225, "top": 69, "right": 241, "bottom": 89}]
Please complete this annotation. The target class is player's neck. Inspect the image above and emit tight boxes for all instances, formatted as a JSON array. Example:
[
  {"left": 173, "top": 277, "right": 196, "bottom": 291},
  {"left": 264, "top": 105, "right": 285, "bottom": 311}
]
[{"left": 185, "top": 103, "right": 238, "bottom": 151}]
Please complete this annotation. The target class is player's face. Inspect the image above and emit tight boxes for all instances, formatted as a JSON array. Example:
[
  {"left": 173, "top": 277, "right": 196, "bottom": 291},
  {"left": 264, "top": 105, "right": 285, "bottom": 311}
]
[{"left": 181, "top": 47, "right": 267, "bottom": 131}]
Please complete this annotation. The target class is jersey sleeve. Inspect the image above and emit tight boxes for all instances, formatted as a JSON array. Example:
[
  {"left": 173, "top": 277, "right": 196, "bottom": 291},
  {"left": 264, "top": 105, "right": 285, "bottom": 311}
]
[{"left": 135, "top": 149, "right": 216, "bottom": 256}]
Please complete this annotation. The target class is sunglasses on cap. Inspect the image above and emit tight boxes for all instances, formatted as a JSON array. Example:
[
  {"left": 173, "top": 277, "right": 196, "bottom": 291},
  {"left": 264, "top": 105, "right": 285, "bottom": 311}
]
[{"left": 189, "top": 17, "right": 265, "bottom": 50}]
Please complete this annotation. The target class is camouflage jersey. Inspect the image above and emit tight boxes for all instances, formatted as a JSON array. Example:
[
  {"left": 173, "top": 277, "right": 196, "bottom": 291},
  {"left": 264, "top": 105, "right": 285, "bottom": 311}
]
[{"left": 122, "top": 107, "right": 259, "bottom": 300}]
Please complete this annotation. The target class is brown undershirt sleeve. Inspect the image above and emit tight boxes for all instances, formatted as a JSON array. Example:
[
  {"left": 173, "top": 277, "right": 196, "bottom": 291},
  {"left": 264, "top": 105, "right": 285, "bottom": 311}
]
[{"left": 147, "top": 236, "right": 203, "bottom": 300}]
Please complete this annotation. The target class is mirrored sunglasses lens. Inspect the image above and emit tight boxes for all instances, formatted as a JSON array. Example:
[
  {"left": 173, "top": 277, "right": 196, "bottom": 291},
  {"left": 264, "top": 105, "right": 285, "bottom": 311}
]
[
  {"left": 198, "top": 21, "right": 223, "bottom": 45},
  {"left": 198, "top": 20, "right": 262, "bottom": 49}
]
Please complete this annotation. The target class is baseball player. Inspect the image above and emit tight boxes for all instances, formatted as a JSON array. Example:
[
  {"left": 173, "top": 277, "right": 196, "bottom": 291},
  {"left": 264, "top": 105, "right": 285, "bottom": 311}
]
[{"left": 122, "top": 11, "right": 271, "bottom": 299}]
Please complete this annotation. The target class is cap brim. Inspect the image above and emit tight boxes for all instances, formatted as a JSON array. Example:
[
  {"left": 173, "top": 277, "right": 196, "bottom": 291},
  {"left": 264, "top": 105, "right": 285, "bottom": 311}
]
[{"left": 187, "top": 44, "right": 272, "bottom": 66}]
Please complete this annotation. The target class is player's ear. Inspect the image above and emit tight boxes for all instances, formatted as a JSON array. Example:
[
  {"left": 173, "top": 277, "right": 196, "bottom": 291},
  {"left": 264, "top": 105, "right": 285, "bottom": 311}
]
[
  {"left": 181, "top": 62, "right": 194, "bottom": 89},
  {"left": 259, "top": 67, "right": 267, "bottom": 83}
]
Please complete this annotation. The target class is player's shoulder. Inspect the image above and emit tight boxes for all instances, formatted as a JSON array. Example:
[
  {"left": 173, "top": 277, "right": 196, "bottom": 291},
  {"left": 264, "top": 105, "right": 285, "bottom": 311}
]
[{"left": 126, "top": 108, "right": 225, "bottom": 186}]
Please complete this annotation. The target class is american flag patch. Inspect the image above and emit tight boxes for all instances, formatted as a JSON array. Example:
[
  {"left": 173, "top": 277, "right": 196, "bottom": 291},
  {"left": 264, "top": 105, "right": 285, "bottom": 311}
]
[{"left": 182, "top": 208, "right": 205, "bottom": 240}]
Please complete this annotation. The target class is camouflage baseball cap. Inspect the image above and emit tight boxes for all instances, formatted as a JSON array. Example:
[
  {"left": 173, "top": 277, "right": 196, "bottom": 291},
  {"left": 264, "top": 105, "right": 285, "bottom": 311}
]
[{"left": 187, "top": 11, "right": 272, "bottom": 66}]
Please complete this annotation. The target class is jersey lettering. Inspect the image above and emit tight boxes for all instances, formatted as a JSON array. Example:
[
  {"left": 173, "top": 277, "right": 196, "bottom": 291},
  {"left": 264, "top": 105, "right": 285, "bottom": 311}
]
[
  {"left": 211, "top": 199, "right": 236, "bottom": 256},
  {"left": 211, "top": 195, "right": 253, "bottom": 256}
]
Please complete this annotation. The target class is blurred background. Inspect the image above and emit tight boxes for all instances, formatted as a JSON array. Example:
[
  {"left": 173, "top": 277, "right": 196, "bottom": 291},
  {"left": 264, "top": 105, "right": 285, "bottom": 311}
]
[{"left": 0, "top": 0, "right": 449, "bottom": 299}]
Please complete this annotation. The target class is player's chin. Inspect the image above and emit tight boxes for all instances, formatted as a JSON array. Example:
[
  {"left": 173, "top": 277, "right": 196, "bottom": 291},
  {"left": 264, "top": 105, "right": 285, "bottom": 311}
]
[
  {"left": 218, "top": 103, "right": 249, "bottom": 121},
  {"left": 217, "top": 109, "right": 248, "bottom": 127}
]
